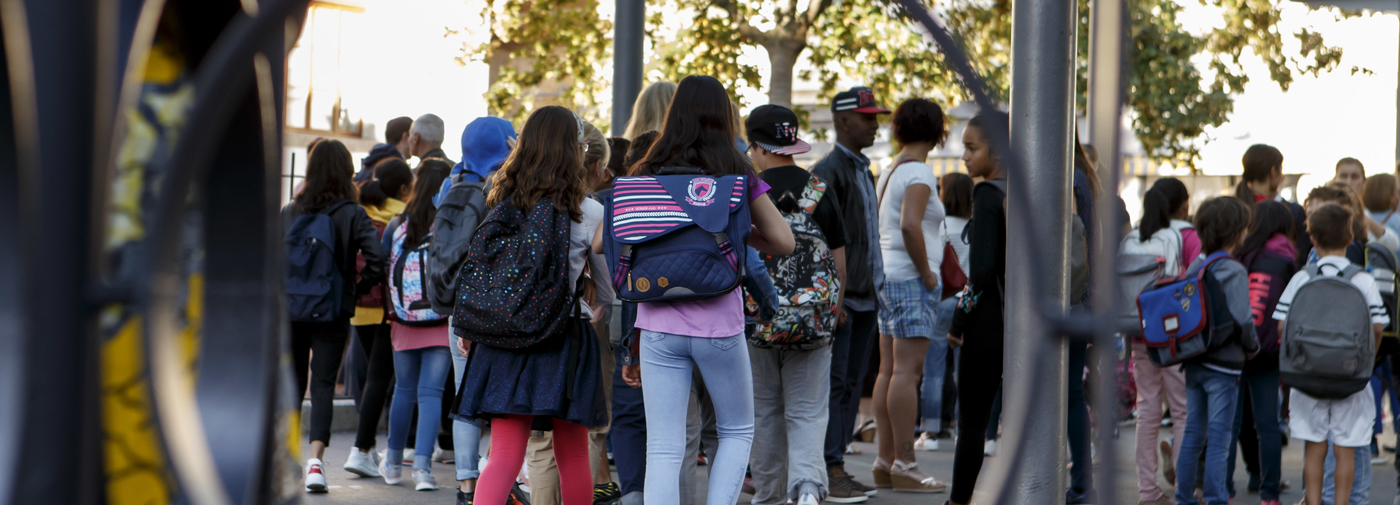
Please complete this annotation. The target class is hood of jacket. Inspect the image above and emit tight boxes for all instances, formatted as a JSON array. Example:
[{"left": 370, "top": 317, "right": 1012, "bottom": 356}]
[
  {"left": 355, "top": 143, "right": 404, "bottom": 182},
  {"left": 435, "top": 117, "right": 516, "bottom": 207},
  {"left": 363, "top": 198, "right": 405, "bottom": 226}
]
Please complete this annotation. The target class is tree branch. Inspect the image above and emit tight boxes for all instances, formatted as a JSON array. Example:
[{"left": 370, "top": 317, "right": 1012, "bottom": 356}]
[
  {"left": 801, "top": 0, "right": 834, "bottom": 37},
  {"left": 712, "top": 0, "right": 769, "bottom": 44}
]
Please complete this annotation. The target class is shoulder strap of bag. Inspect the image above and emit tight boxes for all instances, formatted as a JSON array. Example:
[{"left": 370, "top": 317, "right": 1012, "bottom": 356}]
[
  {"left": 1340, "top": 263, "right": 1363, "bottom": 280},
  {"left": 323, "top": 199, "right": 354, "bottom": 215},
  {"left": 877, "top": 159, "right": 919, "bottom": 208}
]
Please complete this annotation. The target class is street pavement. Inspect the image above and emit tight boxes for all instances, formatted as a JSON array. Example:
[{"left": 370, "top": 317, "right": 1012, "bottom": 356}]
[{"left": 302, "top": 419, "right": 1400, "bottom": 505}]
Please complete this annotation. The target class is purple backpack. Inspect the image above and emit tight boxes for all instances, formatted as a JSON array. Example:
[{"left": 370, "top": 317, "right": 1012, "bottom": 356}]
[{"left": 604, "top": 167, "right": 751, "bottom": 303}]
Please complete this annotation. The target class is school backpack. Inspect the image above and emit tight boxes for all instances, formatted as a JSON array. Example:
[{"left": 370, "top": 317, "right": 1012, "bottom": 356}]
[
  {"left": 604, "top": 167, "right": 751, "bottom": 303},
  {"left": 387, "top": 218, "right": 449, "bottom": 325},
  {"left": 285, "top": 200, "right": 354, "bottom": 323},
  {"left": 1117, "top": 225, "right": 1186, "bottom": 332},
  {"left": 745, "top": 175, "right": 841, "bottom": 350},
  {"left": 1280, "top": 263, "right": 1376, "bottom": 399},
  {"left": 428, "top": 172, "right": 490, "bottom": 316},
  {"left": 355, "top": 219, "right": 388, "bottom": 312},
  {"left": 1137, "top": 251, "right": 1239, "bottom": 368},
  {"left": 451, "top": 197, "right": 572, "bottom": 349},
  {"left": 1365, "top": 242, "right": 1400, "bottom": 349}
]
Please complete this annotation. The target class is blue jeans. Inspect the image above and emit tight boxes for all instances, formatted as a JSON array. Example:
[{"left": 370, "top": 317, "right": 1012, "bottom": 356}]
[
  {"left": 921, "top": 297, "right": 956, "bottom": 432},
  {"left": 1175, "top": 364, "right": 1240, "bottom": 505},
  {"left": 640, "top": 331, "right": 754, "bottom": 505},
  {"left": 825, "top": 309, "right": 878, "bottom": 468},
  {"left": 1322, "top": 441, "right": 1370, "bottom": 505},
  {"left": 387, "top": 345, "right": 452, "bottom": 471},
  {"left": 1226, "top": 368, "right": 1282, "bottom": 500},
  {"left": 450, "top": 334, "right": 483, "bottom": 481}
]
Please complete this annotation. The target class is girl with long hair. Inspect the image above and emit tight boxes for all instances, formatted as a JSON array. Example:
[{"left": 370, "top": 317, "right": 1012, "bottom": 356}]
[
  {"left": 380, "top": 159, "right": 454, "bottom": 490},
  {"left": 1228, "top": 200, "right": 1296, "bottom": 504},
  {"left": 1125, "top": 177, "right": 1195, "bottom": 504},
  {"left": 1235, "top": 144, "right": 1285, "bottom": 206},
  {"left": 916, "top": 172, "right": 974, "bottom": 452},
  {"left": 870, "top": 98, "right": 950, "bottom": 492},
  {"left": 455, "top": 106, "right": 609, "bottom": 505},
  {"left": 280, "top": 139, "right": 387, "bottom": 493},
  {"left": 344, "top": 157, "right": 413, "bottom": 480},
  {"left": 600, "top": 75, "right": 795, "bottom": 505},
  {"left": 946, "top": 111, "right": 1008, "bottom": 505},
  {"left": 622, "top": 82, "right": 677, "bottom": 140}
]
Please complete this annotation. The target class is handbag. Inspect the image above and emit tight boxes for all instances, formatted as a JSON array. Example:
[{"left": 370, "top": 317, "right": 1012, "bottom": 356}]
[{"left": 939, "top": 219, "right": 966, "bottom": 299}]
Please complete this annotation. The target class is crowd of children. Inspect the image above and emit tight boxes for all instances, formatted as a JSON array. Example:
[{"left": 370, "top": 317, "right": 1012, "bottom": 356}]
[{"left": 282, "top": 71, "right": 1400, "bottom": 505}]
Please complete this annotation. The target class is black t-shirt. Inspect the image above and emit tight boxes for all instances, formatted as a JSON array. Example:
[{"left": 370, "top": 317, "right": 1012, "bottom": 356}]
[{"left": 758, "top": 165, "right": 847, "bottom": 250}]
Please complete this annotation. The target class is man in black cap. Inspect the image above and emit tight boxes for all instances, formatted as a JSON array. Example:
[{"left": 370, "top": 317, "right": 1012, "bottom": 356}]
[
  {"left": 745, "top": 104, "right": 851, "bottom": 505},
  {"left": 810, "top": 86, "right": 890, "bottom": 502}
]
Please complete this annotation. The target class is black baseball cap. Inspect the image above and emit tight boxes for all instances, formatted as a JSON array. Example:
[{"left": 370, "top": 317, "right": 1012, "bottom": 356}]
[
  {"left": 745, "top": 104, "right": 811, "bottom": 156},
  {"left": 831, "top": 86, "right": 890, "bottom": 114}
]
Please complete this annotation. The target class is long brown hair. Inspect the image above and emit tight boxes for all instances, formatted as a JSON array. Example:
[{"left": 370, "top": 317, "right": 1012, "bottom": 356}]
[
  {"left": 402, "top": 158, "right": 453, "bottom": 247},
  {"left": 487, "top": 105, "right": 588, "bottom": 221},
  {"left": 1073, "top": 132, "right": 1100, "bottom": 199},
  {"left": 297, "top": 139, "right": 358, "bottom": 212},
  {"left": 632, "top": 75, "right": 751, "bottom": 178}
]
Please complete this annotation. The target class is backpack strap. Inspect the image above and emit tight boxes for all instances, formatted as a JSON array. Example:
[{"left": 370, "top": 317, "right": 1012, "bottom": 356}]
[
  {"left": 322, "top": 199, "right": 355, "bottom": 215},
  {"left": 799, "top": 175, "right": 827, "bottom": 213},
  {"left": 1340, "top": 264, "right": 1363, "bottom": 280}
]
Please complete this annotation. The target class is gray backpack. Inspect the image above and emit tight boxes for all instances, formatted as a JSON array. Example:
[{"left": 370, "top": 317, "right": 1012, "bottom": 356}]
[
  {"left": 427, "top": 172, "right": 490, "bottom": 315},
  {"left": 1280, "top": 263, "right": 1375, "bottom": 399}
]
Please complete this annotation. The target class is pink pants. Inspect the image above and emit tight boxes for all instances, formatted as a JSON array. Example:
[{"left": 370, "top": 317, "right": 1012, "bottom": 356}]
[
  {"left": 1130, "top": 341, "right": 1187, "bottom": 501},
  {"left": 476, "top": 415, "right": 592, "bottom": 505}
]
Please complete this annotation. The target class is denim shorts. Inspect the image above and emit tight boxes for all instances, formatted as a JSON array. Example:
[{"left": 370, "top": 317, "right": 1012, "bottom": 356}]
[{"left": 877, "top": 278, "right": 939, "bottom": 339}]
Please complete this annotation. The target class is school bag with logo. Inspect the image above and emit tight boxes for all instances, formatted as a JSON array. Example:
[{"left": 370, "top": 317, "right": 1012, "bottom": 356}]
[
  {"left": 387, "top": 219, "right": 449, "bottom": 325},
  {"left": 1116, "top": 225, "right": 1186, "bottom": 332},
  {"left": 1365, "top": 242, "right": 1400, "bottom": 355},
  {"left": 1280, "top": 263, "right": 1376, "bottom": 399},
  {"left": 428, "top": 172, "right": 490, "bottom": 315},
  {"left": 745, "top": 175, "right": 841, "bottom": 350},
  {"left": 451, "top": 197, "right": 572, "bottom": 349},
  {"left": 605, "top": 167, "right": 751, "bottom": 302},
  {"left": 1136, "top": 251, "right": 1239, "bottom": 367},
  {"left": 285, "top": 200, "right": 354, "bottom": 322}
]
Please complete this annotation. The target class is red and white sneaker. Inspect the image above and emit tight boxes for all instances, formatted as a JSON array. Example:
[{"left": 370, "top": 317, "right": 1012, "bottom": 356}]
[{"left": 305, "top": 458, "right": 328, "bottom": 493}]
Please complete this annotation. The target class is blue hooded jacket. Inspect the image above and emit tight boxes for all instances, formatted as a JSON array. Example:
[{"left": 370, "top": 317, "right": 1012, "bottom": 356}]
[{"left": 433, "top": 117, "right": 517, "bottom": 208}]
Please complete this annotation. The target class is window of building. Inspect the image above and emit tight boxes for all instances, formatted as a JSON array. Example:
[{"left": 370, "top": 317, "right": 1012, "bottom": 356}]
[{"left": 286, "top": 2, "right": 364, "bottom": 136}]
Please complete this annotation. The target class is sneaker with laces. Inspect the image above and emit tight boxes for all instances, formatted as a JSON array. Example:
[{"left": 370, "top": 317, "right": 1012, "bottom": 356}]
[
  {"left": 594, "top": 482, "right": 621, "bottom": 505},
  {"left": 343, "top": 449, "right": 382, "bottom": 478},
  {"left": 1372, "top": 454, "right": 1390, "bottom": 465},
  {"left": 382, "top": 461, "right": 403, "bottom": 485},
  {"left": 915, "top": 432, "right": 939, "bottom": 451},
  {"left": 414, "top": 469, "right": 439, "bottom": 491},
  {"left": 825, "top": 471, "right": 869, "bottom": 504},
  {"left": 305, "top": 458, "right": 328, "bottom": 493}
]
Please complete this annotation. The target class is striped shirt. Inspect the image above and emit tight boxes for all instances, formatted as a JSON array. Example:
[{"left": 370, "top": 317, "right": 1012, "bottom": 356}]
[{"left": 1272, "top": 256, "right": 1389, "bottom": 326}]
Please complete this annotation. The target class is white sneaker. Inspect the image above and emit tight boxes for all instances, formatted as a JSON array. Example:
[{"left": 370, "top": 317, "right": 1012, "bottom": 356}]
[
  {"left": 343, "top": 450, "right": 382, "bottom": 478},
  {"left": 382, "top": 461, "right": 403, "bottom": 485},
  {"left": 798, "top": 492, "right": 820, "bottom": 505},
  {"left": 413, "top": 469, "right": 440, "bottom": 491},
  {"left": 1373, "top": 454, "right": 1389, "bottom": 465},
  {"left": 983, "top": 440, "right": 997, "bottom": 457},
  {"left": 305, "top": 458, "right": 328, "bottom": 493},
  {"left": 915, "top": 433, "right": 939, "bottom": 451},
  {"left": 435, "top": 448, "right": 455, "bottom": 464}
]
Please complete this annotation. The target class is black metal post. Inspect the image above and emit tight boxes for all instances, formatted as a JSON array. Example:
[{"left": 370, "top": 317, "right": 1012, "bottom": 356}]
[{"left": 611, "top": 0, "right": 644, "bottom": 135}]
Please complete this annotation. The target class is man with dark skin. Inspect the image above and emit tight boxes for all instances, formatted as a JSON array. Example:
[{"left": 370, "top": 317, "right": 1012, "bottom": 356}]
[{"left": 811, "top": 86, "right": 890, "bottom": 503}]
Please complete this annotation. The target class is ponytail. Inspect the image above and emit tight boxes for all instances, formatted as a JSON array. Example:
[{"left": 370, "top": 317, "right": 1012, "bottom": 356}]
[
  {"left": 1139, "top": 188, "right": 1171, "bottom": 243},
  {"left": 359, "top": 179, "right": 389, "bottom": 207},
  {"left": 1140, "top": 177, "right": 1190, "bottom": 242},
  {"left": 1234, "top": 180, "right": 1257, "bottom": 207}
]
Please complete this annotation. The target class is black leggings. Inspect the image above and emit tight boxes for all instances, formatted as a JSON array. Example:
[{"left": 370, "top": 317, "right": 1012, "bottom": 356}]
[
  {"left": 950, "top": 340, "right": 1003, "bottom": 505},
  {"left": 354, "top": 324, "right": 393, "bottom": 450},
  {"left": 293, "top": 319, "right": 350, "bottom": 446}
]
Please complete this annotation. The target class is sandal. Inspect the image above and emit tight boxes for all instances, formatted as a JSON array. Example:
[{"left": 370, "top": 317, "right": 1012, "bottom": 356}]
[
  {"left": 872, "top": 458, "right": 893, "bottom": 488},
  {"left": 890, "top": 461, "right": 946, "bottom": 493}
]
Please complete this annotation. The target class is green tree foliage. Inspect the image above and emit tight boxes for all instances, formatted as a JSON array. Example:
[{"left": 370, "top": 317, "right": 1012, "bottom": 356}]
[{"left": 452, "top": 0, "right": 613, "bottom": 126}]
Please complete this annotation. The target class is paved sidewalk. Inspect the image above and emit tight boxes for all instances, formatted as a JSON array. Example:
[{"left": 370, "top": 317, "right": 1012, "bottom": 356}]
[{"left": 302, "top": 421, "right": 1400, "bottom": 505}]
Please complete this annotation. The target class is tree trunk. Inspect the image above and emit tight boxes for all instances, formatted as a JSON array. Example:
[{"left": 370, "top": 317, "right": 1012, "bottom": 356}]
[{"left": 764, "top": 40, "right": 804, "bottom": 108}]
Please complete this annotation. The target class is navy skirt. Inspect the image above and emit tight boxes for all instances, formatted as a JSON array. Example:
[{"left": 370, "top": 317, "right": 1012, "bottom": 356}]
[{"left": 453, "top": 316, "right": 606, "bottom": 430}]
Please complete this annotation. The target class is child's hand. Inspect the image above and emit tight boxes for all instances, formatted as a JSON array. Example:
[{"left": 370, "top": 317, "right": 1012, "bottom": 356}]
[{"left": 622, "top": 364, "right": 642, "bottom": 388}]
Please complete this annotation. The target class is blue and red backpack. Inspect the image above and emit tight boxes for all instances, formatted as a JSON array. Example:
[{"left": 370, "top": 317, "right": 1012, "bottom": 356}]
[
  {"left": 1137, "top": 251, "right": 1240, "bottom": 367},
  {"left": 604, "top": 167, "right": 751, "bottom": 302}
]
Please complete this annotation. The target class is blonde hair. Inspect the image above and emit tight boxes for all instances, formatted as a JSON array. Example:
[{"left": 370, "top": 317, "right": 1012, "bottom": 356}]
[
  {"left": 583, "top": 122, "right": 611, "bottom": 191},
  {"left": 623, "top": 81, "right": 677, "bottom": 140}
]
